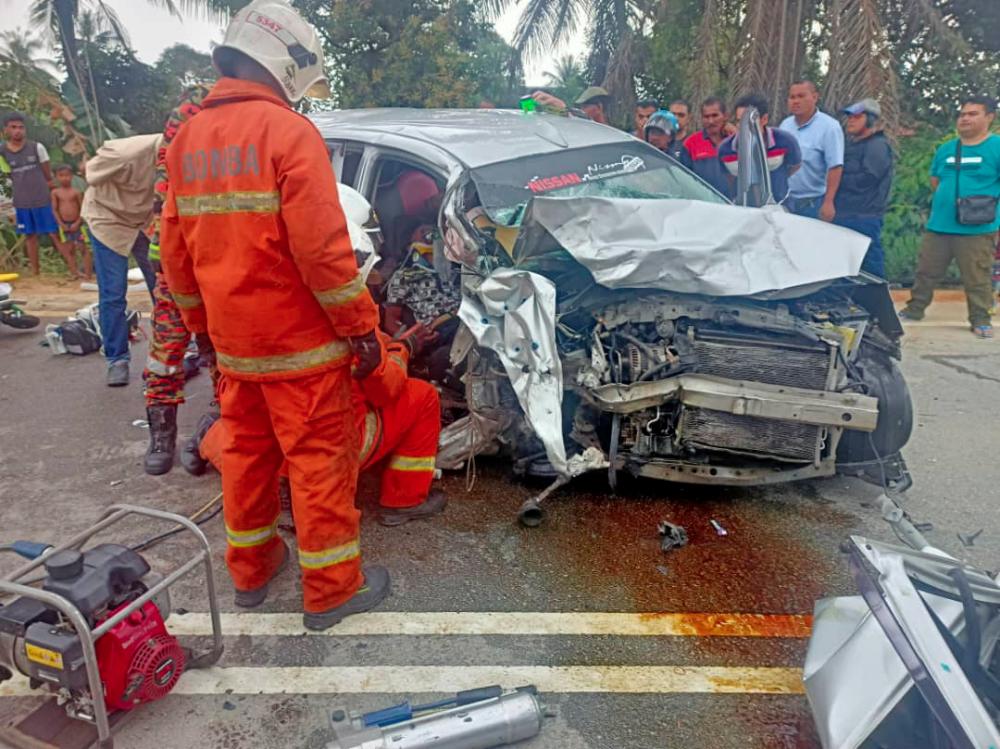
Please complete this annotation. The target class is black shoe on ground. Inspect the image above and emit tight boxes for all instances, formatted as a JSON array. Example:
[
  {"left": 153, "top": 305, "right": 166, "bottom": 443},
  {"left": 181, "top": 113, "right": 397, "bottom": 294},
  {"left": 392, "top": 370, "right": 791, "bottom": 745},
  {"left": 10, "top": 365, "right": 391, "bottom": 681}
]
[
  {"left": 180, "top": 411, "right": 220, "bottom": 476},
  {"left": 107, "top": 360, "right": 129, "bottom": 387},
  {"left": 234, "top": 542, "right": 289, "bottom": 609},
  {"left": 377, "top": 490, "right": 448, "bottom": 527},
  {"left": 897, "top": 308, "right": 923, "bottom": 322},
  {"left": 144, "top": 404, "right": 178, "bottom": 475},
  {"left": 302, "top": 566, "right": 390, "bottom": 631}
]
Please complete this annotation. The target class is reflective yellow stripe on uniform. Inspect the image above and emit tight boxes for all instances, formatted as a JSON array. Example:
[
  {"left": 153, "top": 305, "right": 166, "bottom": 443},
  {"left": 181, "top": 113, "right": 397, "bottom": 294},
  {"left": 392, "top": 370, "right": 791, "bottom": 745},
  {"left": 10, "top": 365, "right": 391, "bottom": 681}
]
[
  {"left": 226, "top": 516, "right": 278, "bottom": 549},
  {"left": 359, "top": 409, "right": 382, "bottom": 467},
  {"left": 172, "top": 290, "right": 203, "bottom": 309},
  {"left": 389, "top": 455, "right": 436, "bottom": 472},
  {"left": 175, "top": 191, "right": 280, "bottom": 216},
  {"left": 298, "top": 539, "right": 360, "bottom": 570},
  {"left": 388, "top": 353, "right": 407, "bottom": 372},
  {"left": 216, "top": 340, "right": 351, "bottom": 376},
  {"left": 313, "top": 275, "right": 366, "bottom": 308}
]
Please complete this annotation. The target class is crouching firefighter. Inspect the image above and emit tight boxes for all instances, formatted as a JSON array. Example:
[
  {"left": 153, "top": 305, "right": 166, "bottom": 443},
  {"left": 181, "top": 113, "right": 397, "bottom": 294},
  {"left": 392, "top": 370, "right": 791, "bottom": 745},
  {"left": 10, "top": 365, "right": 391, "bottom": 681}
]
[
  {"left": 159, "top": 0, "right": 389, "bottom": 631},
  {"left": 187, "top": 325, "right": 448, "bottom": 526}
]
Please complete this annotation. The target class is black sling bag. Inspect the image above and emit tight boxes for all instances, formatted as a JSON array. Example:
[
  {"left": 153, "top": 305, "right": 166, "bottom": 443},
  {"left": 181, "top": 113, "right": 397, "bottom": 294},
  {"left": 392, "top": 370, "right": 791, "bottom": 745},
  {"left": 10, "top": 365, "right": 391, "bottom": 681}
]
[{"left": 955, "top": 139, "right": 999, "bottom": 226}]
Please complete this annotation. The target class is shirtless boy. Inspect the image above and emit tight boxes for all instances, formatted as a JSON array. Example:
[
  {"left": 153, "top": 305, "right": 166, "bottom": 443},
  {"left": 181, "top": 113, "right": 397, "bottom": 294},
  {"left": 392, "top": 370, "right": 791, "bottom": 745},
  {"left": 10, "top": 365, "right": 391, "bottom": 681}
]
[{"left": 51, "top": 164, "right": 92, "bottom": 279}]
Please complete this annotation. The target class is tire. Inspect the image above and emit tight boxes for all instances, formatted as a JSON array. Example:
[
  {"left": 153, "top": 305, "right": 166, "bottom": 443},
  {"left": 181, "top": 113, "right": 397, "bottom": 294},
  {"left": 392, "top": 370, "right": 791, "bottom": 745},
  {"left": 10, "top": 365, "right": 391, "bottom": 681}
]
[
  {"left": 837, "top": 347, "right": 913, "bottom": 464},
  {"left": 1, "top": 311, "right": 40, "bottom": 330}
]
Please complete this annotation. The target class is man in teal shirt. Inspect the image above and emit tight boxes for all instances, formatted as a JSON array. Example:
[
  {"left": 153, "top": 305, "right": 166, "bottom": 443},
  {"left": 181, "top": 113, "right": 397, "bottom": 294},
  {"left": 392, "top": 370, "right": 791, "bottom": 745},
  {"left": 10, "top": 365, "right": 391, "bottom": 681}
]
[{"left": 901, "top": 96, "right": 1000, "bottom": 338}]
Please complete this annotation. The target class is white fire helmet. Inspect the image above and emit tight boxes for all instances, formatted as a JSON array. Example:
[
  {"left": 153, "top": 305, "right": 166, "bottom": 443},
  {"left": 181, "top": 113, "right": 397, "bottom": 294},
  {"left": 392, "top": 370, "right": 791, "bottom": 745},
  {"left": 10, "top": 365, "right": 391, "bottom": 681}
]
[
  {"left": 214, "top": 0, "right": 330, "bottom": 103},
  {"left": 338, "top": 184, "right": 381, "bottom": 281}
]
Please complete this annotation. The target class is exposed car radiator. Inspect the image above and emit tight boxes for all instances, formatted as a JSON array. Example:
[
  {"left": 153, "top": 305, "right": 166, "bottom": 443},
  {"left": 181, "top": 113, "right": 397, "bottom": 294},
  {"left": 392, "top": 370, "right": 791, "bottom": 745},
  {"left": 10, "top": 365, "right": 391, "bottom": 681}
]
[
  {"left": 690, "top": 335, "right": 831, "bottom": 391},
  {"left": 678, "top": 409, "right": 821, "bottom": 463}
]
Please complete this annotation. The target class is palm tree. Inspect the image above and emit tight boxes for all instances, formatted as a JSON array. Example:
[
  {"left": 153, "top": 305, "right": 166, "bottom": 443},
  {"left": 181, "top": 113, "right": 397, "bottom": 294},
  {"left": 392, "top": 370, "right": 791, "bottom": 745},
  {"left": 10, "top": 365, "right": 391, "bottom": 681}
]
[
  {"left": 29, "top": 0, "right": 239, "bottom": 144},
  {"left": 485, "top": 0, "right": 648, "bottom": 107},
  {"left": 543, "top": 54, "right": 585, "bottom": 89},
  {"left": 0, "top": 28, "right": 59, "bottom": 83},
  {"left": 29, "top": 0, "right": 240, "bottom": 86}
]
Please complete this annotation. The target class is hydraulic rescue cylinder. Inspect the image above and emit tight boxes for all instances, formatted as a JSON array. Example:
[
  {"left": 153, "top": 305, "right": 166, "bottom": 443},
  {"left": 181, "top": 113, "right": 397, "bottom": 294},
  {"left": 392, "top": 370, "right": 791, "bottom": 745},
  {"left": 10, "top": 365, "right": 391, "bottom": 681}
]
[{"left": 326, "top": 686, "right": 547, "bottom": 749}]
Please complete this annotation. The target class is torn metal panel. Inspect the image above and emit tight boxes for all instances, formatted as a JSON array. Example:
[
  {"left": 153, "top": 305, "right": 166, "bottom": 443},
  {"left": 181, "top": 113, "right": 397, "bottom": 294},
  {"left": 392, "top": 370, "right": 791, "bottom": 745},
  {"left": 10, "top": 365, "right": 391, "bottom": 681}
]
[
  {"left": 457, "top": 269, "right": 568, "bottom": 474},
  {"left": 587, "top": 374, "right": 879, "bottom": 431},
  {"left": 515, "top": 197, "right": 871, "bottom": 297},
  {"left": 805, "top": 536, "right": 1000, "bottom": 749}
]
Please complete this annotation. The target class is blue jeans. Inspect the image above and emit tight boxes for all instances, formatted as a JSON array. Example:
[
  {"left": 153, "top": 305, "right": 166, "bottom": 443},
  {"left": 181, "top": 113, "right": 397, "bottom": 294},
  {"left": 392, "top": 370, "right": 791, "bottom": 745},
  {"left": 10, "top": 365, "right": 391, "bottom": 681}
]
[
  {"left": 835, "top": 216, "right": 886, "bottom": 278},
  {"left": 787, "top": 196, "right": 822, "bottom": 219},
  {"left": 91, "top": 232, "right": 155, "bottom": 364}
]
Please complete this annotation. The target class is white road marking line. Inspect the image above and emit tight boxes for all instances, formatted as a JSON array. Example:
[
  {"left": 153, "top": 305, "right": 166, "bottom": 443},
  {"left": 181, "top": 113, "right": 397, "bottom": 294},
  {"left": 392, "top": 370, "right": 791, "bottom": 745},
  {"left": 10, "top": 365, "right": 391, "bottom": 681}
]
[
  {"left": 0, "top": 665, "right": 805, "bottom": 697},
  {"left": 167, "top": 611, "right": 812, "bottom": 639}
]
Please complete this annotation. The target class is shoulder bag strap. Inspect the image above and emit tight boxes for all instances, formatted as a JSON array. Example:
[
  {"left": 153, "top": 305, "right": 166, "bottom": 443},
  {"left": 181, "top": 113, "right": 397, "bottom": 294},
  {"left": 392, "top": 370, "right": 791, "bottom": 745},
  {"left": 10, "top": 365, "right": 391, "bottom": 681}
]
[{"left": 955, "top": 139, "right": 962, "bottom": 204}]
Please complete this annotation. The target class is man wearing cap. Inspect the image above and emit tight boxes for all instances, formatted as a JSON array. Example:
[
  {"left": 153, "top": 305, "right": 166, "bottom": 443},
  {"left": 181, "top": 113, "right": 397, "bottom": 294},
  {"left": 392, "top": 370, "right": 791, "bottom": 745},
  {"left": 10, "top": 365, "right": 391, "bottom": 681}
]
[
  {"left": 530, "top": 86, "right": 612, "bottom": 126},
  {"left": 780, "top": 81, "right": 845, "bottom": 220},
  {"left": 834, "top": 98, "right": 894, "bottom": 277}
]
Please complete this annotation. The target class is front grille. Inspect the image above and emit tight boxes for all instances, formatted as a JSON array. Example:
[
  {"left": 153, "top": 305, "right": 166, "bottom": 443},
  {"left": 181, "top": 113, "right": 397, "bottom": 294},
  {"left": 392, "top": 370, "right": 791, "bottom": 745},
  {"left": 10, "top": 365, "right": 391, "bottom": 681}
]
[
  {"left": 691, "top": 337, "right": 831, "bottom": 391},
  {"left": 678, "top": 408, "right": 821, "bottom": 463}
]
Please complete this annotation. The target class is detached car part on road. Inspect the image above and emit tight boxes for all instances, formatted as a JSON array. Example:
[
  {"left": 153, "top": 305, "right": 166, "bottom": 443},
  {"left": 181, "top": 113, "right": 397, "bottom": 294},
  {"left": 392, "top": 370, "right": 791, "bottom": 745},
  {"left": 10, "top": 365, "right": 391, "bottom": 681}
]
[
  {"left": 806, "top": 535, "right": 1000, "bottom": 748},
  {"left": 312, "top": 109, "right": 913, "bottom": 521}
]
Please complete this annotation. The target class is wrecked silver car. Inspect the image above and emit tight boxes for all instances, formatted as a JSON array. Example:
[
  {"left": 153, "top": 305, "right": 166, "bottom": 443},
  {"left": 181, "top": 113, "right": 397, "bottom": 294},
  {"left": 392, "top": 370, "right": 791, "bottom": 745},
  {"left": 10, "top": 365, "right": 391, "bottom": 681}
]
[{"left": 312, "top": 109, "right": 913, "bottom": 521}]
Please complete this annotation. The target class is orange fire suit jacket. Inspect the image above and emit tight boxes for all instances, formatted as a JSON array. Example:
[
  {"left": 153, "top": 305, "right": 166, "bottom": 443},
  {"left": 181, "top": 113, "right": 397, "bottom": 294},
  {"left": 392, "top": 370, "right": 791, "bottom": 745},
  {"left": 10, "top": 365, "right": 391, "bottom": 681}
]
[{"left": 159, "top": 78, "right": 378, "bottom": 381}]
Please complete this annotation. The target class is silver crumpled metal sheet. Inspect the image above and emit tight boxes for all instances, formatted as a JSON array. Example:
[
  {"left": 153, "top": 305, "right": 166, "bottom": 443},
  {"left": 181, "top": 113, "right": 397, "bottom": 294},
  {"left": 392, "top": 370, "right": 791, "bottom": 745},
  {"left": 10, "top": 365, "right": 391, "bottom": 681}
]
[
  {"left": 458, "top": 268, "right": 568, "bottom": 475},
  {"left": 436, "top": 411, "right": 508, "bottom": 471},
  {"left": 522, "top": 197, "right": 871, "bottom": 297}
]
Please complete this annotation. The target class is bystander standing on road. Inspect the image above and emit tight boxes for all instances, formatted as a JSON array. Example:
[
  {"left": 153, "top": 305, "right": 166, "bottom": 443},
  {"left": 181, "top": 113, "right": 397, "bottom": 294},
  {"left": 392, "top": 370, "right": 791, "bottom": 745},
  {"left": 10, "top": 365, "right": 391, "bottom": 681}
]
[
  {"left": 833, "top": 98, "right": 894, "bottom": 277},
  {"left": 718, "top": 93, "right": 801, "bottom": 203},
  {"left": 900, "top": 96, "right": 1000, "bottom": 339},
  {"left": 780, "top": 81, "right": 844, "bottom": 221},
  {"left": 669, "top": 99, "right": 691, "bottom": 141},
  {"left": 0, "top": 112, "right": 77, "bottom": 276},
  {"left": 680, "top": 96, "right": 734, "bottom": 198},
  {"left": 80, "top": 134, "right": 159, "bottom": 386},
  {"left": 631, "top": 99, "right": 659, "bottom": 137}
]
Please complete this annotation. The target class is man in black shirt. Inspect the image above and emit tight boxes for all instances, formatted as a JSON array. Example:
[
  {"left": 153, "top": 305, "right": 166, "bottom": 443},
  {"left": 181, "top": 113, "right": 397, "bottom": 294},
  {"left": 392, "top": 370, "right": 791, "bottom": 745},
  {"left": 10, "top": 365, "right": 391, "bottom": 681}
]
[{"left": 834, "top": 99, "right": 894, "bottom": 277}]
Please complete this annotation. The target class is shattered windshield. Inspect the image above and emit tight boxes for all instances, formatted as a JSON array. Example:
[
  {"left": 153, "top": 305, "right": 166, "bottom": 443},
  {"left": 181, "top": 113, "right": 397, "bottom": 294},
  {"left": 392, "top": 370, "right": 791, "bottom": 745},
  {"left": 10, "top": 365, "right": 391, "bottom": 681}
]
[{"left": 471, "top": 142, "right": 727, "bottom": 226}]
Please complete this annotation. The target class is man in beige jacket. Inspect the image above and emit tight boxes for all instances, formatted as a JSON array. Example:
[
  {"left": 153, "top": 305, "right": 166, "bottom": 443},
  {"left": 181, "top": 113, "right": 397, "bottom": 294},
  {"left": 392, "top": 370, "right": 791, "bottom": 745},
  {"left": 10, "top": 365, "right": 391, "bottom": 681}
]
[{"left": 81, "top": 134, "right": 161, "bottom": 386}]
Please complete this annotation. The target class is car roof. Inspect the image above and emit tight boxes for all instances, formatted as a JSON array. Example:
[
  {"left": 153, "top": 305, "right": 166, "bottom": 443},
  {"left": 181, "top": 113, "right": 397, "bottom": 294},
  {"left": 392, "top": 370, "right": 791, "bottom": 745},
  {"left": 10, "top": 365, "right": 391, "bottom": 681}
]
[{"left": 310, "top": 108, "right": 639, "bottom": 170}]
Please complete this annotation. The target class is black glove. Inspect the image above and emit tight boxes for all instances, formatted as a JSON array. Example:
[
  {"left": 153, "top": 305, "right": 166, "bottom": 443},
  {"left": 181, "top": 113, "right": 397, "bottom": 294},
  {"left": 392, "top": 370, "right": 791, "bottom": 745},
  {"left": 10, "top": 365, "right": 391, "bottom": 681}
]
[{"left": 350, "top": 330, "right": 382, "bottom": 380}]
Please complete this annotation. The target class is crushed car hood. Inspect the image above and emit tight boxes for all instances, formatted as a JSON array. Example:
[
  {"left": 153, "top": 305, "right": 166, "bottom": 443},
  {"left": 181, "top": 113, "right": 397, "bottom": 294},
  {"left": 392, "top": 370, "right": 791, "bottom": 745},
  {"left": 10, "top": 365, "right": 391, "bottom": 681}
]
[{"left": 513, "top": 196, "right": 872, "bottom": 297}]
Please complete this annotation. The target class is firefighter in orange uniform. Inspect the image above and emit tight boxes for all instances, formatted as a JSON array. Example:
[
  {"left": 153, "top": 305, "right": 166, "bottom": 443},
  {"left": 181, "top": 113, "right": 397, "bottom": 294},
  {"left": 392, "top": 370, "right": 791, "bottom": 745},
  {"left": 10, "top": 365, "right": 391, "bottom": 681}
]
[
  {"left": 160, "top": 0, "right": 388, "bottom": 631},
  {"left": 193, "top": 327, "right": 447, "bottom": 525}
]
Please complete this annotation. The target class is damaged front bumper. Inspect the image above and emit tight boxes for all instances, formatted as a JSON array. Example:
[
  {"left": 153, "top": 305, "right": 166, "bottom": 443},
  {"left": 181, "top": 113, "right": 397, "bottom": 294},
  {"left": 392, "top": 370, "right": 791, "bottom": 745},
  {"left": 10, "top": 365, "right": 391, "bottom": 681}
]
[{"left": 588, "top": 374, "right": 879, "bottom": 431}]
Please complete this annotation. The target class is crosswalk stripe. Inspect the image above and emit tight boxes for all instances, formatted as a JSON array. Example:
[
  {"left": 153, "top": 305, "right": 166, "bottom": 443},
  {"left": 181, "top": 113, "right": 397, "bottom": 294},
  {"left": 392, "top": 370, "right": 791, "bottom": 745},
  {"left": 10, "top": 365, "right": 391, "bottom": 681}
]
[
  {"left": 168, "top": 611, "right": 812, "bottom": 638},
  {"left": 0, "top": 666, "right": 805, "bottom": 697}
]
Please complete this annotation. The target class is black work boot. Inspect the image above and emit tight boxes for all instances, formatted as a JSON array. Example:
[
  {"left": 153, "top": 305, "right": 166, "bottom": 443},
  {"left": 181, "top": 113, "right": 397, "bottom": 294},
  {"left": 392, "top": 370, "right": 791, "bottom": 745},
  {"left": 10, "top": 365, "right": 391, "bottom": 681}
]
[
  {"left": 144, "top": 404, "right": 178, "bottom": 476},
  {"left": 377, "top": 490, "right": 448, "bottom": 527},
  {"left": 303, "top": 566, "right": 391, "bottom": 631},
  {"left": 180, "top": 411, "right": 220, "bottom": 476}
]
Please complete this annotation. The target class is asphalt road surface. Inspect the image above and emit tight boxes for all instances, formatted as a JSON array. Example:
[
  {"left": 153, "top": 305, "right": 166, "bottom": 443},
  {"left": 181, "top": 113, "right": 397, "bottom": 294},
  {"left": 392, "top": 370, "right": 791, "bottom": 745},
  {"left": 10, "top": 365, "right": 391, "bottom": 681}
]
[{"left": 1, "top": 298, "right": 997, "bottom": 749}]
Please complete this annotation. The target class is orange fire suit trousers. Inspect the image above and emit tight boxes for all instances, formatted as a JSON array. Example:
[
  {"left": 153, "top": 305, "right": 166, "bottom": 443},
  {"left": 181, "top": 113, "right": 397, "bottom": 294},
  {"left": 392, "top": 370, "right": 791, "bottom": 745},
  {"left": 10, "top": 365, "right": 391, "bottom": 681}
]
[
  {"left": 217, "top": 367, "right": 362, "bottom": 613},
  {"left": 202, "top": 378, "right": 440, "bottom": 509},
  {"left": 363, "top": 378, "right": 440, "bottom": 508}
]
